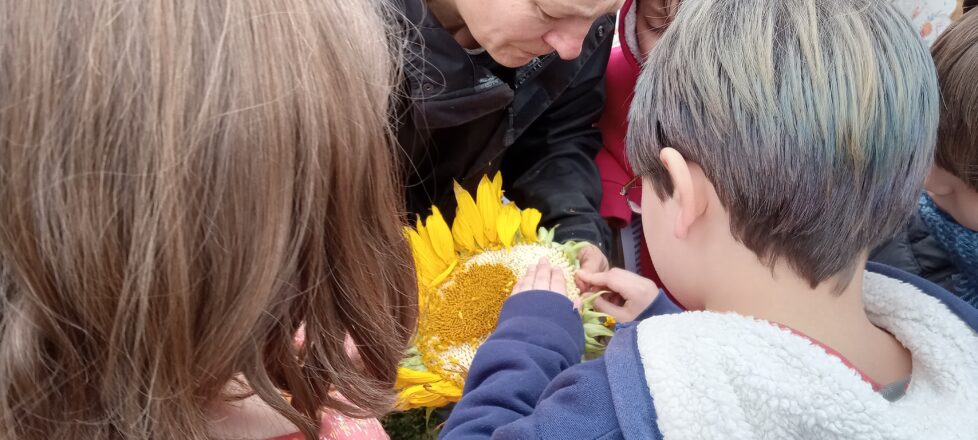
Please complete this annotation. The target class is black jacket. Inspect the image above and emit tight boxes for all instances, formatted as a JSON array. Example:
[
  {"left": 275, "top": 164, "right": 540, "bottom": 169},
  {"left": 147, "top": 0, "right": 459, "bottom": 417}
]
[
  {"left": 871, "top": 211, "right": 958, "bottom": 292},
  {"left": 394, "top": 0, "right": 614, "bottom": 251}
]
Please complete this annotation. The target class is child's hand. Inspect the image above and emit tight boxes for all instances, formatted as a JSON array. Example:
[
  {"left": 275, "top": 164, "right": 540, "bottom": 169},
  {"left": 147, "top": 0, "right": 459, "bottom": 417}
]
[
  {"left": 512, "top": 258, "right": 567, "bottom": 297},
  {"left": 576, "top": 269, "right": 659, "bottom": 323},
  {"left": 576, "top": 244, "right": 610, "bottom": 291}
]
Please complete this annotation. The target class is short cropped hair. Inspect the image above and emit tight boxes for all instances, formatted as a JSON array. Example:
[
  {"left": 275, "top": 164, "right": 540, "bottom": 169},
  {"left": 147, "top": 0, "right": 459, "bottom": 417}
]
[
  {"left": 627, "top": 0, "right": 939, "bottom": 288},
  {"left": 931, "top": 11, "right": 978, "bottom": 191}
]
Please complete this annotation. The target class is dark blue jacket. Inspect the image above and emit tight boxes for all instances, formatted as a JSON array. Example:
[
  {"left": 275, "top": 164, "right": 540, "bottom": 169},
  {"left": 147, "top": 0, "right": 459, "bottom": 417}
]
[
  {"left": 440, "top": 263, "right": 978, "bottom": 439},
  {"left": 871, "top": 207, "right": 978, "bottom": 309}
]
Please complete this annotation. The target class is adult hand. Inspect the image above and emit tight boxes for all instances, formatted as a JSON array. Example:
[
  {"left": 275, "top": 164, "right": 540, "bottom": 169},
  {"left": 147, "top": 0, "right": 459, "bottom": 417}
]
[
  {"left": 576, "top": 269, "right": 659, "bottom": 323},
  {"left": 512, "top": 258, "right": 568, "bottom": 297},
  {"left": 576, "top": 244, "right": 610, "bottom": 292}
]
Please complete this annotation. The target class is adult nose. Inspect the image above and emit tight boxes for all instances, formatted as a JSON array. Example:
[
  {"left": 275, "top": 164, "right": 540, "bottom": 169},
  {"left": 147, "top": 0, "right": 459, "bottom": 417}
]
[{"left": 542, "top": 17, "right": 594, "bottom": 60}]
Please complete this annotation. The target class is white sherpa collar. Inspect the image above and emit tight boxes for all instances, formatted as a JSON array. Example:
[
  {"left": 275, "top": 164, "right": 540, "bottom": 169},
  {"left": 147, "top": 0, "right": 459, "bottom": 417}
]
[{"left": 636, "top": 271, "right": 978, "bottom": 440}]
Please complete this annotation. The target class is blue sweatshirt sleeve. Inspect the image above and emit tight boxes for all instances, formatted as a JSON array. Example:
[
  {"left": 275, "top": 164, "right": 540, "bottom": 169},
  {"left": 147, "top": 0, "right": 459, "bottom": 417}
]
[
  {"left": 633, "top": 289, "right": 683, "bottom": 322},
  {"left": 439, "top": 290, "right": 625, "bottom": 440}
]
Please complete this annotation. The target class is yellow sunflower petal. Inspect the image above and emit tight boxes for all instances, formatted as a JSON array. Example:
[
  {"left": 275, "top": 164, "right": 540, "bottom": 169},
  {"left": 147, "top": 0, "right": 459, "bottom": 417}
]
[
  {"left": 452, "top": 182, "right": 485, "bottom": 251},
  {"left": 415, "top": 214, "right": 430, "bottom": 244},
  {"left": 395, "top": 367, "right": 443, "bottom": 388},
  {"left": 396, "top": 385, "right": 452, "bottom": 409},
  {"left": 497, "top": 203, "right": 521, "bottom": 249},
  {"left": 477, "top": 175, "right": 501, "bottom": 244},
  {"left": 520, "top": 208, "right": 542, "bottom": 243},
  {"left": 396, "top": 386, "right": 441, "bottom": 409},
  {"left": 426, "top": 207, "right": 456, "bottom": 267},
  {"left": 417, "top": 282, "right": 430, "bottom": 309},
  {"left": 430, "top": 258, "right": 457, "bottom": 286},
  {"left": 451, "top": 221, "right": 476, "bottom": 253},
  {"left": 422, "top": 380, "right": 463, "bottom": 400},
  {"left": 394, "top": 367, "right": 464, "bottom": 409},
  {"left": 491, "top": 171, "right": 504, "bottom": 201},
  {"left": 413, "top": 216, "right": 441, "bottom": 274},
  {"left": 405, "top": 227, "right": 443, "bottom": 287}
]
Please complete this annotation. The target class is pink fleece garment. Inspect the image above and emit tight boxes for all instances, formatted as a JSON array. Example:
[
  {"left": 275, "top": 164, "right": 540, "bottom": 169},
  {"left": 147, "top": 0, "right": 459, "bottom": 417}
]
[{"left": 595, "top": 0, "right": 662, "bottom": 287}]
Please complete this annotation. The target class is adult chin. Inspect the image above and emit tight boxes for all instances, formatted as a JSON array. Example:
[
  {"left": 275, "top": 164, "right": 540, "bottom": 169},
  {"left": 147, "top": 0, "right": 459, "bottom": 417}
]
[{"left": 488, "top": 47, "right": 536, "bottom": 68}]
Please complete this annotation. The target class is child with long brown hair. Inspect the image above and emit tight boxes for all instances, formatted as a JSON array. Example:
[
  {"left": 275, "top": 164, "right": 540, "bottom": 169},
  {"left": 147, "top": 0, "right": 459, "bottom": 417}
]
[{"left": 0, "top": 1, "right": 415, "bottom": 439}]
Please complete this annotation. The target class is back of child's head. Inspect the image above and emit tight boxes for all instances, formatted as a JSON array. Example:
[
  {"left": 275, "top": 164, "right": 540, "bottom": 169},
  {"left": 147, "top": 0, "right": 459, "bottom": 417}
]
[
  {"left": 626, "top": 0, "right": 939, "bottom": 288},
  {"left": 0, "top": 1, "right": 415, "bottom": 439},
  {"left": 931, "top": 11, "right": 978, "bottom": 192}
]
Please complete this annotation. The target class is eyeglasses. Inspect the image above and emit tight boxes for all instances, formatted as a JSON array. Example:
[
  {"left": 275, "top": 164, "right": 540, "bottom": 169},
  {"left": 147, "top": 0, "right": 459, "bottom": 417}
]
[{"left": 620, "top": 175, "right": 642, "bottom": 215}]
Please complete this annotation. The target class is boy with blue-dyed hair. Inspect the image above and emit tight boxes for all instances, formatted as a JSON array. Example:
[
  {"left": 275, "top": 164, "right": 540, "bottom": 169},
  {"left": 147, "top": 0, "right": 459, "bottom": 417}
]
[{"left": 440, "top": 0, "right": 978, "bottom": 438}]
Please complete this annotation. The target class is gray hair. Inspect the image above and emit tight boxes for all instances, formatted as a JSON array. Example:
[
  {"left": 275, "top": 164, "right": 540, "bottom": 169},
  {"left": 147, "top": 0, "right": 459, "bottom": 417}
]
[{"left": 627, "top": 0, "right": 939, "bottom": 288}]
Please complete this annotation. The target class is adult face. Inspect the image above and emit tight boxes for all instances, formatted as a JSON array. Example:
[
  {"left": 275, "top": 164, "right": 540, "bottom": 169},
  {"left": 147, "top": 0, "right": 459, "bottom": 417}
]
[{"left": 455, "top": 0, "right": 623, "bottom": 67}]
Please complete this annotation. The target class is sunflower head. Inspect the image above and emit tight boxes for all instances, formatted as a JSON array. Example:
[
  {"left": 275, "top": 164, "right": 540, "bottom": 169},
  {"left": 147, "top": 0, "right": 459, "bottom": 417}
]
[{"left": 396, "top": 173, "right": 606, "bottom": 410}]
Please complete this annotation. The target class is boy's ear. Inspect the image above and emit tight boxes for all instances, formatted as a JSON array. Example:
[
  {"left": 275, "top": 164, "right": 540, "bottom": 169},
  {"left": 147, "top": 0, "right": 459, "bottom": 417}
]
[{"left": 659, "top": 148, "right": 709, "bottom": 239}]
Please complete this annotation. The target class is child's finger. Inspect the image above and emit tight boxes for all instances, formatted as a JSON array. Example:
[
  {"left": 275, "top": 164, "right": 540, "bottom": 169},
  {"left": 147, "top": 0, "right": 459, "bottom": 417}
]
[
  {"left": 578, "top": 269, "right": 649, "bottom": 299},
  {"left": 514, "top": 264, "right": 537, "bottom": 294},
  {"left": 575, "top": 277, "right": 591, "bottom": 293},
  {"left": 511, "top": 275, "right": 527, "bottom": 294},
  {"left": 549, "top": 266, "right": 566, "bottom": 295},
  {"left": 593, "top": 294, "right": 626, "bottom": 320},
  {"left": 603, "top": 291, "right": 626, "bottom": 307},
  {"left": 532, "top": 259, "right": 552, "bottom": 290},
  {"left": 575, "top": 271, "right": 596, "bottom": 292},
  {"left": 575, "top": 270, "right": 609, "bottom": 291}
]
